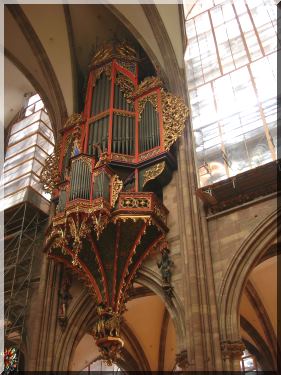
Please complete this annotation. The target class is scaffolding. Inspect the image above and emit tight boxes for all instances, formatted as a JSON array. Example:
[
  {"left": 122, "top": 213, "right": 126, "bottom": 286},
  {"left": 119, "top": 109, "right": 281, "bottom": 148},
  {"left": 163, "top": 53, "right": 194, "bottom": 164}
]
[{"left": 4, "top": 201, "right": 48, "bottom": 366}]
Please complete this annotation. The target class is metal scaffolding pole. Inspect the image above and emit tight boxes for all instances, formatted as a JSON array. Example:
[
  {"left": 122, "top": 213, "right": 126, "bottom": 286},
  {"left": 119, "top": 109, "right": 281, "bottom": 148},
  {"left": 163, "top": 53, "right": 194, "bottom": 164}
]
[{"left": 4, "top": 202, "right": 48, "bottom": 368}]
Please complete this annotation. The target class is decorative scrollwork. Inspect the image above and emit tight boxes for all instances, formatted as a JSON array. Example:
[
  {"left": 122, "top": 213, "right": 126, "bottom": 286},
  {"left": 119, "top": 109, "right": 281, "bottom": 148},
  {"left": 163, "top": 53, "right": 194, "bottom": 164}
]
[
  {"left": 93, "top": 63, "right": 112, "bottom": 87},
  {"left": 115, "top": 73, "right": 135, "bottom": 103},
  {"left": 67, "top": 215, "right": 90, "bottom": 263},
  {"left": 139, "top": 148, "right": 160, "bottom": 161},
  {"left": 91, "top": 212, "right": 109, "bottom": 240},
  {"left": 92, "top": 304, "right": 122, "bottom": 340},
  {"left": 117, "top": 60, "right": 136, "bottom": 74},
  {"left": 40, "top": 143, "right": 61, "bottom": 193},
  {"left": 91, "top": 303, "right": 124, "bottom": 366},
  {"left": 63, "top": 113, "right": 83, "bottom": 129},
  {"left": 111, "top": 175, "right": 123, "bottom": 207},
  {"left": 138, "top": 93, "right": 158, "bottom": 118},
  {"left": 115, "top": 42, "right": 137, "bottom": 60},
  {"left": 90, "top": 41, "right": 137, "bottom": 68},
  {"left": 132, "top": 76, "right": 163, "bottom": 99},
  {"left": 142, "top": 162, "right": 165, "bottom": 188},
  {"left": 160, "top": 89, "right": 189, "bottom": 150},
  {"left": 120, "top": 197, "right": 150, "bottom": 209}
]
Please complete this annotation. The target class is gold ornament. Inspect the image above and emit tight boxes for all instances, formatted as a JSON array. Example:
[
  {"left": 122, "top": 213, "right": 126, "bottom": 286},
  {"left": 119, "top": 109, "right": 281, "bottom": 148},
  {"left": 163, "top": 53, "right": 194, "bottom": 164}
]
[
  {"left": 115, "top": 73, "right": 135, "bottom": 102},
  {"left": 132, "top": 76, "right": 163, "bottom": 99},
  {"left": 139, "top": 148, "right": 160, "bottom": 161},
  {"left": 142, "top": 162, "right": 165, "bottom": 188},
  {"left": 92, "top": 63, "right": 112, "bottom": 87},
  {"left": 111, "top": 175, "right": 123, "bottom": 207},
  {"left": 40, "top": 142, "right": 61, "bottom": 193},
  {"left": 90, "top": 41, "right": 137, "bottom": 68},
  {"left": 138, "top": 93, "right": 158, "bottom": 118},
  {"left": 160, "top": 89, "right": 189, "bottom": 150},
  {"left": 63, "top": 113, "right": 83, "bottom": 129},
  {"left": 91, "top": 212, "right": 109, "bottom": 240},
  {"left": 67, "top": 215, "right": 90, "bottom": 258},
  {"left": 120, "top": 197, "right": 150, "bottom": 209}
]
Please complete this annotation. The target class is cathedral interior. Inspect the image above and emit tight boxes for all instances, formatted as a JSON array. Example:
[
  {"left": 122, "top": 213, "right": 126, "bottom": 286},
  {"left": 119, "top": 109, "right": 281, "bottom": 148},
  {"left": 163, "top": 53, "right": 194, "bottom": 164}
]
[{"left": 3, "top": 1, "right": 280, "bottom": 372}]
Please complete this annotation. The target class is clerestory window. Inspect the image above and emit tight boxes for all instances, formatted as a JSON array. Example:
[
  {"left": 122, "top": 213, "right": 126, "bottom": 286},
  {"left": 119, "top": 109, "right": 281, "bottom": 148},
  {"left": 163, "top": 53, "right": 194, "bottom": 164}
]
[{"left": 184, "top": 0, "right": 279, "bottom": 187}]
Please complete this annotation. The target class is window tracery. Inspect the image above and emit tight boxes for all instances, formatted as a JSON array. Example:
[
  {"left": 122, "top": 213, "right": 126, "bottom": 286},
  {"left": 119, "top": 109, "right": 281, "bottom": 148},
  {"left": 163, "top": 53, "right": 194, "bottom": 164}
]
[{"left": 184, "top": 0, "right": 278, "bottom": 187}]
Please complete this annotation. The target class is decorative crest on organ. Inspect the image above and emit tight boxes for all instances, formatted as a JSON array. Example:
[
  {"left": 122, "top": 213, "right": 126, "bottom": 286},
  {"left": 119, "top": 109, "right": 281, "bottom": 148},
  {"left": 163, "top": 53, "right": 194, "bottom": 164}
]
[{"left": 40, "top": 40, "right": 188, "bottom": 365}]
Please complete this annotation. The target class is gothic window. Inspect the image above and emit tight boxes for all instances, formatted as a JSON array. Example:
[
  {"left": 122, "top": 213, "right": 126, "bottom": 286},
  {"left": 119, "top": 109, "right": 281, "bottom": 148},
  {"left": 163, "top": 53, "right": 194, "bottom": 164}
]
[
  {"left": 4, "top": 93, "right": 54, "bottom": 209},
  {"left": 184, "top": 0, "right": 279, "bottom": 187}
]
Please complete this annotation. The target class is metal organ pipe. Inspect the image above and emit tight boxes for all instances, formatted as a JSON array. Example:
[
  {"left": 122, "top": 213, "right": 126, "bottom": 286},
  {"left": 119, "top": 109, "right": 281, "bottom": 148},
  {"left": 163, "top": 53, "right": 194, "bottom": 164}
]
[
  {"left": 88, "top": 123, "right": 94, "bottom": 154},
  {"left": 113, "top": 115, "right": 117, "bottom": 153},
  {"left": 149, "top": 103, "right": 153, "bottom": 149},
  {"left": 117, "top": 114, "right": 121, "bottom": 154}
]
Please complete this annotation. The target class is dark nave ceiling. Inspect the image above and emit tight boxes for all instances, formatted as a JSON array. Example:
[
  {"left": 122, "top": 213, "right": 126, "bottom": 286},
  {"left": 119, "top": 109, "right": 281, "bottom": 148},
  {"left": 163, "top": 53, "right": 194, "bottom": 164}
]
[{"left": 5, "top": 3, "right": 185, "bottom": 131}]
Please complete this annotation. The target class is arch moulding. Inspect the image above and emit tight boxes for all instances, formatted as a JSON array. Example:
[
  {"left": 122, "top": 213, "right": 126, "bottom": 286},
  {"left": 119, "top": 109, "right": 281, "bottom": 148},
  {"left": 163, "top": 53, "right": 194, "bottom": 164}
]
[{"left": 218, "top": 207, "right": 280, "bottom": 343}]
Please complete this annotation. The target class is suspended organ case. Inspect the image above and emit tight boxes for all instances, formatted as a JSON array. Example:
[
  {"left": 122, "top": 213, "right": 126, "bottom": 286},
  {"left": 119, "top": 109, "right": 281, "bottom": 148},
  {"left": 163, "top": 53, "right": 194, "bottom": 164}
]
[{"left": 41, "top": 42, "right": 188, "bottom": 364}]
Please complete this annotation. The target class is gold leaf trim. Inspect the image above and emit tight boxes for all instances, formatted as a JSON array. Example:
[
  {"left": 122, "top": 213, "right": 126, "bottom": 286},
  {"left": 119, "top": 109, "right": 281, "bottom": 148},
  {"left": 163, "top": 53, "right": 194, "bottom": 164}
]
[
  {"left": 90, "top": 42, "right": 137, "bottom": 67},
  {"left": 40, "top": 142, "right": 61, "bottom": 193},
  {"left": 115, "top": 73, "right": 135, "bottom": 103},
  {"left": 63, "top": 113, "right": 83, "bottom": 129},
  {"left": 142, "top": 162, "right": 165, "bottom": 188},
  {"left": 93, "top": 63, "right": 112, "bottom": 87},
  {"left": 138, "top": 93, "right": 158, "bottom": 118},
  {"left": 111, "top": 175, "right": 123, "bottom": 207},
  {"left": 160, "top": 89, "right": 189, "bottom": 150},
  {"left": 132, "top": 76, "right": 163, "bottom": 99}
]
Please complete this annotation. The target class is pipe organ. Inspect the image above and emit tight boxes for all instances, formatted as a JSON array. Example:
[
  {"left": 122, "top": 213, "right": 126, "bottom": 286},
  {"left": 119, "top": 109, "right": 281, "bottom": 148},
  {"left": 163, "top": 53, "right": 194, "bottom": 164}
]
[{"left": 40, "top": 41, "right": 188, "bottom": 364}]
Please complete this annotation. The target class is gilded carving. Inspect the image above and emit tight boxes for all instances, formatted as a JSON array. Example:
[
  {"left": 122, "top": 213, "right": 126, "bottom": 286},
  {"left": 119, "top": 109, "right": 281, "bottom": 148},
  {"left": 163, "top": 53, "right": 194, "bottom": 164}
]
[
  {"left": 112, "top": 154, "right": 134, "bottom": 163},
  {"left": 90, "top": 41, "right": 137, "bottom": 68},
  {"left": 67, "top": 215, "right": 90, "bottom": 263},
  {"left": 92, "top": 63, "right": 112, "bottom": 87},
  {"left": 111, "top": 175, "right": 123, "bottom": 207},
  {"left": 138, "top": 93, "right": 158, "bottom": 118},
  {"left": 117, "top": 60, "right": 136, "bottom": 74},
  {"left": 139, "top": 148, "right": 160, "bottom": 161},
  {"left": 132, "top": 76, "right": 163, "bottom": 99},
  {"left": 115, "top": 73, "right": 135, "bottom": 102},
  {"left": 120, "top": 197, "right": 150, "bottom": 209},
  {"left": 114, "top": 110, "right": 135, "bottom": 117},
  {"left": 91, "top": 212, "right": 109, "bottom": 240},
  {"left": 142, "top": 162, "right": 165, "bottom": 188},
  {"left": 63, "top": 113, "right": 83, "bottom": 129},
  {"left": 91, "top": 304, "right": 124, "bottom": 366},
  {"left": 40, "top": 143, "right": 61, "bottom": 193},
  {"left": 160, "top": 89, "right": 189, "bottom": 150},
  {"left": 115, "top": 42, "right": 137, "bottom": 60},
  {"left": 72, "top": 155, "right": 92, "bottom": 170}
]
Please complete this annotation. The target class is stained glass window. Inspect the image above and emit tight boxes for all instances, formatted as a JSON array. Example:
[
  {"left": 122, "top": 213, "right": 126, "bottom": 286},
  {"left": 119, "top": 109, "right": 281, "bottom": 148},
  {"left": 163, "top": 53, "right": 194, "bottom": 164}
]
[{"left": 184, "top": 0, "right": 279, "bottom": 187}]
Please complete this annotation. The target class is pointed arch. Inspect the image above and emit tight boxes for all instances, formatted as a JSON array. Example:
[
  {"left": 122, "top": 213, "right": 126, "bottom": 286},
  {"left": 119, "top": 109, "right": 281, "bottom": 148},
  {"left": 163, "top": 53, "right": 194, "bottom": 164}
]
[{"left": 219, "top": 207, "right": 280, "bottom": 342}]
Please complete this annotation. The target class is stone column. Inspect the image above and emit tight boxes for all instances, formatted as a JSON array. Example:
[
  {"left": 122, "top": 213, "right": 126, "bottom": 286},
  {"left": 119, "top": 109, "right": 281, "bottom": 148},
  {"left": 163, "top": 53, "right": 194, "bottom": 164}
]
[{"left": 221, "top": 340, "right": 245, "bottom": 371}]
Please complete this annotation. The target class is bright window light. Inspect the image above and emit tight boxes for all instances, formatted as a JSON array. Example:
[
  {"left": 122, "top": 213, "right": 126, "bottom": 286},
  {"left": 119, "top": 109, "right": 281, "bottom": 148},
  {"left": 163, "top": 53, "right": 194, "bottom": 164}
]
[{"left": 184, "top": 0, "right": 278, "bottom": 187}]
